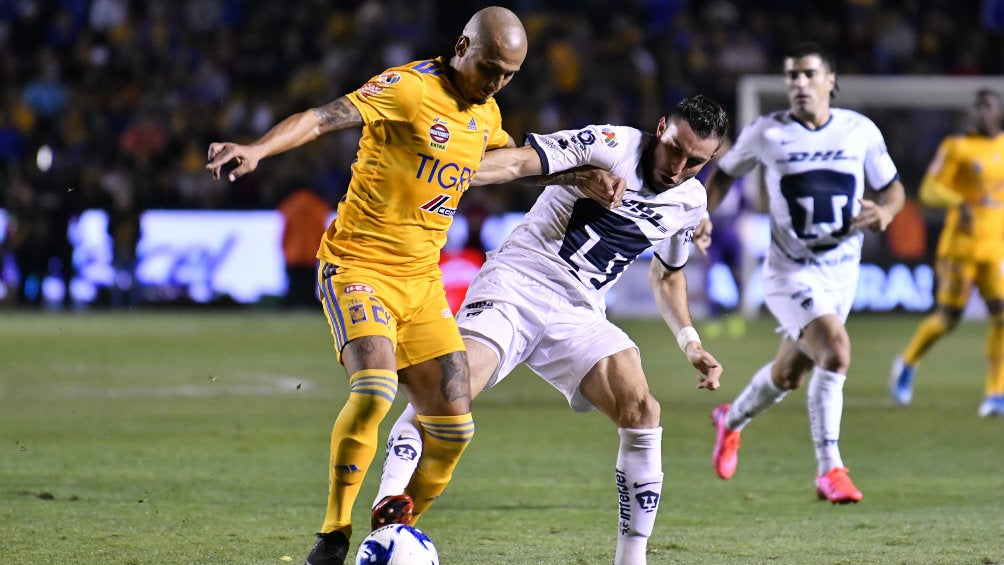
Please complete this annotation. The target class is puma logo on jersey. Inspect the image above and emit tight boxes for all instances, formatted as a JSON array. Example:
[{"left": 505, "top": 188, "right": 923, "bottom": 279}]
[{"left": 419, "top": 194, "right": 457, "bottom": 217}]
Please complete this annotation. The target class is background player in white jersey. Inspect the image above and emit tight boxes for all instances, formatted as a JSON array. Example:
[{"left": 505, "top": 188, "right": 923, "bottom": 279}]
[
  {"left": 703, "top": 42, "right": 905, "bottom": 503},
  {"left": 373, "top": 95, "right": 728, "bottom": 565}
]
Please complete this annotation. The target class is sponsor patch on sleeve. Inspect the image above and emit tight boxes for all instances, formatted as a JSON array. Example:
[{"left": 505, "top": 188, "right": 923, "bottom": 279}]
[{"left": 343, "top": 283, "right": 375, "bottom": 294}]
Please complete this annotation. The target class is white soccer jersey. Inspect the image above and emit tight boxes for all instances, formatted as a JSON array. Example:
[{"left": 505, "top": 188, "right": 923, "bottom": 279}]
[
  {"left": 490, "top": 124, "right": 707, "bottom": 311},
  {"left": 718, "top": 108, "right": 899, "bottom": 262}
]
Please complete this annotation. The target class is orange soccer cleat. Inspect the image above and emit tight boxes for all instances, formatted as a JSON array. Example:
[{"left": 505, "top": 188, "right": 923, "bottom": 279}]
[
  {"left": 370, "top": 493, "right": 415, "bottom": 531},
  {"left": 711, "top": 404, "right": 742, "bottom": 480},
  {"left": 815, "top": 467, "right": 863, "bottom": 504}
]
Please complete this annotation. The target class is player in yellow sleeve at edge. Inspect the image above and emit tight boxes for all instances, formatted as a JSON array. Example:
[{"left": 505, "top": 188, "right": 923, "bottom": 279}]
[{"left": 890, "top": 89, "right": 1004, "bottom": 417}]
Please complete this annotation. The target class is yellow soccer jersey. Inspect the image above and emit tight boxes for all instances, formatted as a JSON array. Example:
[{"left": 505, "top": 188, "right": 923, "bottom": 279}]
[
  {"left": 317, "top": 57, "right": 511, "bottom": 276},
  {"left": 923, "top": 133, "right": 1004, "bottom": 261}
]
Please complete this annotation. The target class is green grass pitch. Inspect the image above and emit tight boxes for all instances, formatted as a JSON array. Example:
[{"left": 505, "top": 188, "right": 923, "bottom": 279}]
[{"left": 1, "top": 311, "right": 1002, "bottom": 564}]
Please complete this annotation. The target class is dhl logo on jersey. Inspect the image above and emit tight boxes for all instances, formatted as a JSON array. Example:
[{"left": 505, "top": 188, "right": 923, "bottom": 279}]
[{"left": 782, "top": 149, "right": 855, "bottom": 163}]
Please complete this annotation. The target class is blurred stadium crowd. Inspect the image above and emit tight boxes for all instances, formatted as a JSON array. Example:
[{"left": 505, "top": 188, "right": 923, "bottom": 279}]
[{"left": 1, "top": 0, "right": 1002, "bottom": 306}]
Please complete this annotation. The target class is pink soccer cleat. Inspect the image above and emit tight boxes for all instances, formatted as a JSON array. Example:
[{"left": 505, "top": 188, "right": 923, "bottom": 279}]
[
  {"left": 815, "top": 467, "right": 863, "bottom": 504},
  {"left": 711, "top": 404, "right": 742, "bottom": 480}
]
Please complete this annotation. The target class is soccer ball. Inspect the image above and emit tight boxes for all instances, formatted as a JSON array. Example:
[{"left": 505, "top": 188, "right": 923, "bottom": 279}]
[{"left": 355, "top": 524, "right": 439, "bottom": 565}]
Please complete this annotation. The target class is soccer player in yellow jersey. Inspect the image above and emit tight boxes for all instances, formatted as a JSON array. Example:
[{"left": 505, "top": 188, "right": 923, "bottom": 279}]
[
  {"left": 206, "top": 8, "right": 533, "bottom": 565},
  {"left": 890, "top": 89, "right": 1004, "bottom": 417}
]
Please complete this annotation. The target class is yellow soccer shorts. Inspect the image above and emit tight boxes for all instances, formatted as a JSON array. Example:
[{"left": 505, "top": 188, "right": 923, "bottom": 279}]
[
  {"left": 935, "top": 255, "right": 1004, "bottom": 309},
  {"left": 317, "top": 262, "right": 465, "bottom": 368}
]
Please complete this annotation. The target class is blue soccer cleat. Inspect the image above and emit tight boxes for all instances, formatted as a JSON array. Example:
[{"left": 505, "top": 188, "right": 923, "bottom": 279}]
[
  {"left": 889, "top": 355, "right": 915, "bottom": 406},
  {"left": 977, "top": 394, "right": 1004, "bottom": 418}
]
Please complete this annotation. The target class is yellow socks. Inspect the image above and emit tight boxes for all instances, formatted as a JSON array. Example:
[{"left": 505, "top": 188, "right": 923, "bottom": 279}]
[
  {"left": 406, "top": 413, "right": 475, "bottom": 522},
  {"left": 321, "top": 369, "right": 398, "bottom": 537},
  {"left": 986, "top": 314, "right": 1004, "bottom": 396},
  {"left": 903, "top": 313, "right": 951, "bottom": 365}
]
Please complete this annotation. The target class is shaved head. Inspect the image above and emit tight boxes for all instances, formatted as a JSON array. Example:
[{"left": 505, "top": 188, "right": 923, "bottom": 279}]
[
  {"left": 449, "top": 6, "right": 527, "bottom": 105},
  {"left": 463, "top": 6, "right": 528, "bottom": 55}
]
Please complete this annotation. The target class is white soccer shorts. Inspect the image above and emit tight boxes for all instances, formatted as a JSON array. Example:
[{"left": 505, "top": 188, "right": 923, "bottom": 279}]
[
  {"left": 457, "top": 262, "right": 637, "bottom": 412},
  {"left": 762, "top": 249, "right": 859, "bottom": 340}
]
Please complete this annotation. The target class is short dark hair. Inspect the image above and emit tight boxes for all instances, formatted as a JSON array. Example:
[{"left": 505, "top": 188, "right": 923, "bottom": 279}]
[
  {"left": 783, "top": 41, "right": 836, "bottom": 73},
  {"left": 977, "top": 88, "right": 1003, "bottom": 105},
  {"left": 671, "top": 94, "right": 729, "bottom": 140}
]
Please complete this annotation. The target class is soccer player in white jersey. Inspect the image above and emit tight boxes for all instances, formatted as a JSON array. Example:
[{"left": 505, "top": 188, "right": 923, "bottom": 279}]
[
  {"left": 702, "top": 42, "right": 905, "bottom": 503},
  {"left": 370, "top": 95, "right": 728, "bottom": 565}
]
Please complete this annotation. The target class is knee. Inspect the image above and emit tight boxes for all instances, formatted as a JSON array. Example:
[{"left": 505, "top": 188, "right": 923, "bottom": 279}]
[
  {"left": 772, "top": 365, "right": 804, "bottom": 390},
  {"left": 616, "top": 393, "right": 661, "bottom": 429},
  {"left": 816, "top": 337, "right": 851, "bottom": 374},
  {"left": 938, "top": 307, "right": 963, "bottom": 331}
]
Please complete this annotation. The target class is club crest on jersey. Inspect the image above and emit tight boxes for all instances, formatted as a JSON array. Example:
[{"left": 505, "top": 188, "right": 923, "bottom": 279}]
[
  {"left": 348, "top": 301, "right": 367, "bottom": 324},
  {"left": 419, "top": 194, "right": 457, "bottom": 217},
  {"left": 600, "top": 127, "right": 618, "bottom": 147},
  {"left": 343, "top": 283, "right": 374, "bottom": 294},
  {"left": 429, "top": 119, "right": 450, "bottom": 151},
  {"left": 790, "top": 288, "right": 814, "bottom": 310}
]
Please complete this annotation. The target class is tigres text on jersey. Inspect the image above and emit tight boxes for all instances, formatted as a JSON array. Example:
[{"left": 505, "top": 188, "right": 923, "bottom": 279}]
[{"left": 317, "top": 57, "right": 510, "bottom": 276}]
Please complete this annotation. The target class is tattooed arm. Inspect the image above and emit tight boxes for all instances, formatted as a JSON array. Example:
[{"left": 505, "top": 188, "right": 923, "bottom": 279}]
[
  {"left": 472, "top": 146, "right": 625, "bottom": 208},
  {"left": 206, "top": 97, "right": 363, "bottom": 181}
]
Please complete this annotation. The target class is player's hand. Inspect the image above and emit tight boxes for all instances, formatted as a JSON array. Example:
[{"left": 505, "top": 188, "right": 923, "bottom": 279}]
[
  {"left": 207, "top": 142, "right": 263, "bottom": 182},
  {"left": 576, "top": 167, "right": 626, "bottom": 209},
  {"left": 684, "top": 343, "right": 722, "bottom": 391},
  {"left": 693, "top": 216, "right": 714, "bottom": 256},
  {"left": 957, "top": 201, "right": 974, "bottom": 234},
  {"left": 850, "top": 198, "right": 894, "bottom": 232}
]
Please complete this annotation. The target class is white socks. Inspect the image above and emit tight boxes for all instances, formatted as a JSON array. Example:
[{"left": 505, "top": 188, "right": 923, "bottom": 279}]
[
  {"left": 726, "top": 363, "right": 790, "bottom": 431},
  {"left": 373, "top": 403, "right": 422, "bottom": 507},
  {"left": 807, "top": 367, "right": 846, "bottom": 476},
  {"left": 614, "top": 427, "right": 663, "bottom": 565},
  {"left": 728, "top": 363, "right": 847, "bottom": 476}
]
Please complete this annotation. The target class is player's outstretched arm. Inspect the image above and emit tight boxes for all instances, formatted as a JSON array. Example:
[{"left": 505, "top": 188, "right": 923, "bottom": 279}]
[
  {"left": 473, "top": 148, "right": 625, "bottom": 208},
  {"left": 648, "top": 257, "right": 722, "bottom": 391},
  {"left": 851, "top": 179, "right": 906, "bottom": 232},
  {"left": 471, "top": 145, "right": 543, "bottom": 186},
  {"left": 207, "top": 96, "right": 363, "bottom": 182}
]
